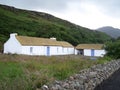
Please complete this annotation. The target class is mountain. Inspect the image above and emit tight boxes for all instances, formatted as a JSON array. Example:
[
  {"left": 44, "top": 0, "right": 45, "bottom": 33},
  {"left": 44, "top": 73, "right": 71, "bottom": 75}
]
[
  {"left": 0, "top": 4, "right": 111, "bottom": 51},
  {"left": 97, "top": 26, "right": 120, "bottom": 39}
]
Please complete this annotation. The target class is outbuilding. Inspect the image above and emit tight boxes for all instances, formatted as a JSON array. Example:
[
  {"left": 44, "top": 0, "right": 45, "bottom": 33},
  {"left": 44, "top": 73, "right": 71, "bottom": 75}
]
[
  {"left": 4, "top": 33, "right": 75, "bottom": 56},
  {"left": 76, "top": 44, "right": 105, "bottom": 57}
]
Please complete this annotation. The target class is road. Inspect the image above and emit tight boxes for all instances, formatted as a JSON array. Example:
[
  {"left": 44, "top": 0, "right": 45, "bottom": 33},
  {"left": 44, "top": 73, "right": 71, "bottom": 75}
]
[{"left": 94, "top": 68, "right": 120, "bottom": 90}]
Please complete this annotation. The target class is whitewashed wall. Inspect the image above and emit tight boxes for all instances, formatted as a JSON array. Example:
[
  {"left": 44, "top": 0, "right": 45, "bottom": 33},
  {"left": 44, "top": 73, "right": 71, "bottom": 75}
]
[
  {"left": 4, "top": 33, "right": 75, "bottom": 56},
  {"left": 84, "top": 49, "right": 91, "bottom": 56},
  {"left": 46, "top": 47, "right": 75, "bottom": 56},
  {"left": 21, "top": 46, "right": 75, "bottom": 56},
  {"left": 21, "top": 46, "right": 45, "bottom": 55},
  {"left": 74, "top": 49, "right": 78, "bottom": 55},
  {"left": 94, "top": 50, "right": 106, "bottom": 57},
  {"left": 84, "top": 49, "right": 105, "bottom": 57},
  {"left": 4, "top": 34, "right": 22, "bottom": 54},
  {"left": 67, "top": 48, "right": 75, "bottom": 55},
  {"left": 61, "top": 47, "right": 75, "bottom": 55},
  {"left": 49, "top": 46, "right": 62, "bottom": 56}
]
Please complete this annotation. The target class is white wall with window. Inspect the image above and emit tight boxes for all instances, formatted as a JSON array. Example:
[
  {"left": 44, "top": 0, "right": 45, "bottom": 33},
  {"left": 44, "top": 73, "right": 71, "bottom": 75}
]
[
  {"left": 4, "top": 33, "right": 76, "bottom": 56},
  {"left": 83, "top": 49, "right": 105, "bottom": 57},
  {"left": 21, "top": 46, "right": 46, "bottom": 55}
]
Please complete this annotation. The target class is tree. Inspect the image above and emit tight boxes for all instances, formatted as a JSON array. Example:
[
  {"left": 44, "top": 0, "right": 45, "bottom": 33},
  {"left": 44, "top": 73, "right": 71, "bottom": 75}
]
[{"left": 105, "top": 40, "right": 120, "bottom": 59}]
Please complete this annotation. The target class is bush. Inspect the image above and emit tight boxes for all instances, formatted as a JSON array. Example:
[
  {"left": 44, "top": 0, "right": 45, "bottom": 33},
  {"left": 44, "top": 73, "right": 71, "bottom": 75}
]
[{"left": 105, "top": 40, "right": 120, "bottom": 59}]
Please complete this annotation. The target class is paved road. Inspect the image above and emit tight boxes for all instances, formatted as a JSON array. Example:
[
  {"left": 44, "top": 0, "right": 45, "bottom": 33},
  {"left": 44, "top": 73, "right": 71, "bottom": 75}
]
[{"left": 94, "top": 68, "right": 120, "bottom": 90}]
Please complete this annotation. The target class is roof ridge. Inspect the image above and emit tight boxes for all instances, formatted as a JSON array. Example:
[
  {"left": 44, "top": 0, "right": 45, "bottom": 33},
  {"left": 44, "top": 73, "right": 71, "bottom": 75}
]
[
  {"left": 15, "top": 35, "right": 73, "bottom": 47},
  {"left": 76, "top": 44, "right": 104, "bottom": 49}
]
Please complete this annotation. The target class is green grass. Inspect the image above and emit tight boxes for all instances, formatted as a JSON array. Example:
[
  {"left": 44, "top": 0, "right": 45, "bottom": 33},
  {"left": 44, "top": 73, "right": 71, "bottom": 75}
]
[
  {"left": 0, "top": 54, "right": 110, "bottom": 90},
  {"left": 0, "top": 61, "right": 23, "bottom": 80},
  {"left": 97, "top": 56, "right": 113, "bottom": 64},
  {"left": 0, "top": 61, "right": 29, "bottom": 90}
]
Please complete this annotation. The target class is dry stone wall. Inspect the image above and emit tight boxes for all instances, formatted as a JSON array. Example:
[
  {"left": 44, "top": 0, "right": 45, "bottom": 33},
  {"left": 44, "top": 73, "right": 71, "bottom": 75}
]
[{"left": 41, "top": 60, "right": 120, "bottom": 90}]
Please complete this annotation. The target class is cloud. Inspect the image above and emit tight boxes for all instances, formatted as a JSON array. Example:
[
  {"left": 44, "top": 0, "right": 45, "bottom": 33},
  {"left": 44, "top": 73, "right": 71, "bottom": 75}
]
[
  {"left": 85, "top": 0, "right": 120, "bottom": 17},
  {"left": 0, "top": 0, "right": 77, "bottom": 11},
  {"left": 0, "top": 0, "right": 120, "bottom": 16},
  {"left": 52, "top": 1, "right": 120, "bottom": 29},
  {"left": 0, "top": 0, "right": 120, "bottom": 29}
]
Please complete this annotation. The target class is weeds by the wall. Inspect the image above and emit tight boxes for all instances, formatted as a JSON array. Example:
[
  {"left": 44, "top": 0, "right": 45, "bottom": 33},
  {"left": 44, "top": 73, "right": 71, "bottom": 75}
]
[{"left": 0, "top": 54, "right": 109, "bottom": 90}]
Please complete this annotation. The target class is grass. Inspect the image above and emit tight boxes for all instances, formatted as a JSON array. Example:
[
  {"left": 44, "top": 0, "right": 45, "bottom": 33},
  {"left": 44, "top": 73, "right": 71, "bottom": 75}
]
[{"left": 0, "top": 54, "right": 110, "bottom": 90}]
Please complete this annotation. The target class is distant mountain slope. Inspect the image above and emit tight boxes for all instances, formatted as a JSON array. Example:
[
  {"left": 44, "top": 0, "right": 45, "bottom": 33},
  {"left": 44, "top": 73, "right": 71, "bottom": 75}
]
[
  {"left": 97, "top": 26, "right": 120, "bottom": 39},
  {"left": 0, "top": 4, "right": 111, "bottom": 51}
]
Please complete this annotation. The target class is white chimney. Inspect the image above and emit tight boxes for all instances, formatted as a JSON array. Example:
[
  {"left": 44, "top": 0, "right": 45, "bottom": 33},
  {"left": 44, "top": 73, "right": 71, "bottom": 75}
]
[
  {"left": 50, "top": 37, "right": 56, "bottom": 41},
  {"left": 10, "top": 33, "right": 18, "bottom": 38}
]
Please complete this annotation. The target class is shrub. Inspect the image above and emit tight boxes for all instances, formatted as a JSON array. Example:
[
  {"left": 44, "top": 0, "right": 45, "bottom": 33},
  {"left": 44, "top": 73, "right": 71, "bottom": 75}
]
[{"left": 105, "top": 40, "right": 120, "bottom": 59}]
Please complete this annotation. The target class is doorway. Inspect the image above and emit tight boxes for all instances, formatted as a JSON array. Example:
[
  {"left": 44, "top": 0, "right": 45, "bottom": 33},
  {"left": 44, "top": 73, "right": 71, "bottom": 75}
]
[
  {"left": 47, "top": 46, "right": 50, "bottom": 56},
  {"left": 78, "top": 49, "right": 84, "bottom": 55},
  {"left": 91, "top": 49, "right": 95, "bottom": 56}
]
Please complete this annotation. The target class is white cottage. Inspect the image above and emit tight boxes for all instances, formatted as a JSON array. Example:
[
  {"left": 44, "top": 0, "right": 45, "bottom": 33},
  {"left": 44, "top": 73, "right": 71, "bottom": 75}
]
[
  {"left": 76, "top": 44, "right": 105, "bottom": 57},
  {"left": 4, "top": 33, "right": 75, "bottom": 56}
]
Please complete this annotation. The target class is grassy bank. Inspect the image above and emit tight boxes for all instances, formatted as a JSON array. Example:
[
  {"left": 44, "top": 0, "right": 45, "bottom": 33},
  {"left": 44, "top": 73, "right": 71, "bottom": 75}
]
[{"left": 0, "top": 54, "right": 109, "bottom": 90}]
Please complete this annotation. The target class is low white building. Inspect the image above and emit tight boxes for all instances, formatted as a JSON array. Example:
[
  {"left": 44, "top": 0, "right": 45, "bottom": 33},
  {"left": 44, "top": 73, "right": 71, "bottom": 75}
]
[
  {"left": 4, "top": 33, "right": 75, "bottom": 56},
  {"left": 76, "top": 44, "right": 106, "bottom": 57}
]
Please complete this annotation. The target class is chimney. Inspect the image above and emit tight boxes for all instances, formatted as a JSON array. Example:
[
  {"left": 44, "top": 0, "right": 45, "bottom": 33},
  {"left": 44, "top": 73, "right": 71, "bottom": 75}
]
[
  {"left": 10, "top": 33, "right": 18, "bottom": 38},
  {"left": 50, "top": 37, "right": 56, "bottom": 41}
]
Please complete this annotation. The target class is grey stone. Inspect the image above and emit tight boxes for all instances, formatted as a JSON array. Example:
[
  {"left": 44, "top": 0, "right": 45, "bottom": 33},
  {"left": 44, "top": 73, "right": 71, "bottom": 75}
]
[
  {"left": 69, "top": 76, "right": 74, "bottom": 81},
  {"left": 51, "top": 84, "right": 62, "bottom": 90},
  {"left": 89, "top": 72, "right": 97, "bottom": 78},
  {"left": 62, "top": 82, "right": 69, "bottom": 89},
  {"left": 54, "top": 80, "right": 61, "bottom": 85},
  {"left": 41, "top": 85, "right": 49, "bottom": 90},
  {"left": 41, "top": 60, "right": 120, "bottom": 90}
]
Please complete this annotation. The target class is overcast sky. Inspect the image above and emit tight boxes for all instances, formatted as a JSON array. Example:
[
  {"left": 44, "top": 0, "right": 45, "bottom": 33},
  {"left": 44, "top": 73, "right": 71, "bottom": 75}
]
[{"left": 0, "top": 0, "right": 120, "bottom": 29}]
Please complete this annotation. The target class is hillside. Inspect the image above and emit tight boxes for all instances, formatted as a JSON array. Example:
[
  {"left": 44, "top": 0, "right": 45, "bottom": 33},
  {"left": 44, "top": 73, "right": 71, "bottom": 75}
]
[
  {"left": 0, "top": 4, "right": 111, "bottom": 51},
  {"left": 97, "top": 26, "right": 120, "bottom": 39}
]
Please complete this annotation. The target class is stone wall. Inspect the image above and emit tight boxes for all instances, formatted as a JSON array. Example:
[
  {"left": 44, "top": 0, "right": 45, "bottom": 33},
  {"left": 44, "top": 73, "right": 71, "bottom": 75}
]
[{"left": 41, "top": 60, "right": 120, "bottom": 90}]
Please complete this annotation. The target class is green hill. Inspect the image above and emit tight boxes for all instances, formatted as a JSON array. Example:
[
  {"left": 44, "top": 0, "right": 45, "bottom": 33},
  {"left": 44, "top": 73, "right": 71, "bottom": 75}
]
[{"left": 0, "top": 4, "right": 111, "bottom": 51}]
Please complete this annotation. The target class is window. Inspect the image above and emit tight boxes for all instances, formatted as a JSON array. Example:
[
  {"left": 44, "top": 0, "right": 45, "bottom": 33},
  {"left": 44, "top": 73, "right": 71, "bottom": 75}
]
[
  {"left": 62, "top": 48, "right": 64, "bottom": 53},
  {"left": 57, "top": 47, "right": 59, "bottom": 53},
  {"left": 30, "top": 47, "right": 33, "bottom": 53},
  {"left": 67, "top": 48, "right": 69, "bottom": 52}
]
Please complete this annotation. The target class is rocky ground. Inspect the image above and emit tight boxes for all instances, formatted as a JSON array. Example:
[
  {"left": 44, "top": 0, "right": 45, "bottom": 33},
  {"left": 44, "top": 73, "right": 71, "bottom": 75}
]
[
  {"left": 41, "top": 60, "right": 120, "bottom": 90},
  {"left": 94, "top": 68, "right": 120, "bottom": 90}
]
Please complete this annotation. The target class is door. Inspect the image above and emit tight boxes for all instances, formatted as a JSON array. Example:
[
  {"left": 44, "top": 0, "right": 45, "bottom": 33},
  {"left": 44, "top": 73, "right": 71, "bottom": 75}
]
[
  {"left": 30, "top": 47, "right": 33, "bottom": 55},
  {"left": 79, "top": 49, "right": 84, "bottom": 55},
  {"left": 91, "top": 49, "right": 94, "bottom": 56},
  {"left": 47, "top": 46, "right": 50, "bottom": 56}
]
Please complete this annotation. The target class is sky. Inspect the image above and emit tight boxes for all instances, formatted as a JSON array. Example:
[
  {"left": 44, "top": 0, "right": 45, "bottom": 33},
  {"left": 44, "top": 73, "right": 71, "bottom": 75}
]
[{"left": 0, "top": 0, "right": 120, "bottom": 29}]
